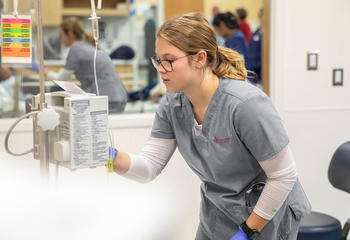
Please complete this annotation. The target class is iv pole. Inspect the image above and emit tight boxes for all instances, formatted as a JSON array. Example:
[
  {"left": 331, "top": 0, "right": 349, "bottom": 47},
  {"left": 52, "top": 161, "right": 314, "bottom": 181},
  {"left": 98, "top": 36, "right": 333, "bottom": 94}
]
[
  {"left": 35, "top": 0, "right": 103, "bottom": 181},
  {"left": 4, "top": 0, "right": 105, "bottom": 182},
  {"left": 34, "top": 0, "right": 103, "bottom": 181},
  {"left": 35, "top": 0, "right": 102, "bottom": 181},
  {"left": 35, "top": 0, "right": 49, "bottom": 182}
]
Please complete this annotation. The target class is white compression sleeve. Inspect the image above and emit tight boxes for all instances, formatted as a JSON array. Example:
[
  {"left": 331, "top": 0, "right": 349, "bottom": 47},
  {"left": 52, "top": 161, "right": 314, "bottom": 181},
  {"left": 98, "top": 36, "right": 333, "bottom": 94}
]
[
  {"left": 253, "top": 145, "right": 298, "bottom": 220},
  {"left": 47, "top": 68, "right": 74, "bottom": 82},
  {"left": 122, "top": 137, "right": 176, "bottom": 183}
]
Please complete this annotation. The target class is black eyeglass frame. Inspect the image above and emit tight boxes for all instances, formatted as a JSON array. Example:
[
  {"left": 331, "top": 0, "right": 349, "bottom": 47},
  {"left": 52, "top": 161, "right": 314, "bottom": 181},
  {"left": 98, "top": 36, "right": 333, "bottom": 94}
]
[{"left": 151, "top": 55, "right": 192, "bottom": 73}]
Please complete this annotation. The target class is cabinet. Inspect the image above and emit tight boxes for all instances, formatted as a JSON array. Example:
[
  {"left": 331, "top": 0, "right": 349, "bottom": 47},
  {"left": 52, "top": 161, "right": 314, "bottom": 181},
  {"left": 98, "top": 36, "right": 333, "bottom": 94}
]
[
  {"left": 42, "top": 0, "right": 62, "bottom": 26},
  {"left": 164, "top": 0, "right": 203, "bottom": 20},
  {"left": 41, "top": 0, "right": 130, "bottom": 26}
]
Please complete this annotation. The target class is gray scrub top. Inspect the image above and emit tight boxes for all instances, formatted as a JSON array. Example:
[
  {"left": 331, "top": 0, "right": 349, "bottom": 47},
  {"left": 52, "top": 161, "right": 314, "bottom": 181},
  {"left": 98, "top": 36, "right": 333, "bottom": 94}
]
[
  {"left": 151, "top": 78, "right": 311, "bottom": 239},
  {"left": 65, "top": 41, "right": 127, "bottom": 113}
]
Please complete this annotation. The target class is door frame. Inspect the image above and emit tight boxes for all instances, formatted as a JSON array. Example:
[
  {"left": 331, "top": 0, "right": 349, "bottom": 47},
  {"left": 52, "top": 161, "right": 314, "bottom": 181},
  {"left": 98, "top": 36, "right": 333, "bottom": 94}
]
[{"left": 262, "top": 0, "right": 270, "bottom": 95}]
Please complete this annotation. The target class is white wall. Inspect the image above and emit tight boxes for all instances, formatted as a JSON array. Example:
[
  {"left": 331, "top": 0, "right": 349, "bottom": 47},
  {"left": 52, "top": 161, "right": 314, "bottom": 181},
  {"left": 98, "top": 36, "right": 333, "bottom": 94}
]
[
  {"left": 0, "top": 114, "right": 201, "bottom": 240},
  {"left": 270, "top": 0, "right": 350, "bottom": 224}
]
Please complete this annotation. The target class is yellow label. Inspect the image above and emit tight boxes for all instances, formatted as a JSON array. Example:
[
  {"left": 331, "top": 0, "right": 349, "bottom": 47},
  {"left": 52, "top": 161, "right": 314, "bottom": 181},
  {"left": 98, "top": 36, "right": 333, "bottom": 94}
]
[
  {"left": 2, "top": 32, "right": 30, "bottom": 39},
  {"left": 1, "top": 23, "right": 30, "bottom": 29},
  {"left": 108, "top": 159, "right": 114, "bottom": 173},
  {"left": 2, "top": 42, "right": 30, "bottom": 48}
]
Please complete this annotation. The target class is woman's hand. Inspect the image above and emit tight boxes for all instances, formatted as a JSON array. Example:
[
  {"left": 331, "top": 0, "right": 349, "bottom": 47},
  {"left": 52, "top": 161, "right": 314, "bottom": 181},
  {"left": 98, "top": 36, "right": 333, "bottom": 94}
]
[
  {"left": 229, "top": 226, "right": 251, "bottom": 240},
  {"left": 44, "top": 68, "right": 49, "bottom": 77},
  {"left": 0, "top": 67, "right": 12, "bottom": 81}
]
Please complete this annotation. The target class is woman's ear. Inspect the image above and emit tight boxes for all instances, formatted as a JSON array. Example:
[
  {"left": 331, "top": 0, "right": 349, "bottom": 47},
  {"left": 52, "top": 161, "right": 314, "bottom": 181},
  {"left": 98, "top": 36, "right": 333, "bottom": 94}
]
[
  {"left": 67, "top": 30, "right": 75, "bottom": 40},
  {"left": 194, "top": 50, "right": 207, "bottom": 68}
]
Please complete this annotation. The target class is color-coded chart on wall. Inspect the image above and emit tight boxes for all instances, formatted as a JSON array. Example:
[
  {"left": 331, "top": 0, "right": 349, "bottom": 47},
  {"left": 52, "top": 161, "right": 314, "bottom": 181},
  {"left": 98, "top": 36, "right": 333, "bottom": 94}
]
[{"left": 1, "top": 15, "right": 32, "bottom": 65}]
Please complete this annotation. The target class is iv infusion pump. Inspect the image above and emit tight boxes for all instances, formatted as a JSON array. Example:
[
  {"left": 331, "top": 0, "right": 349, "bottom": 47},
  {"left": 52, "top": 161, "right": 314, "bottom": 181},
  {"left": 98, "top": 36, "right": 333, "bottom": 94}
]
[
  {"left": 3, "top": 0, "right": 107, "bottom": 173},
  {"left": 31, "top": 91, "right": 109, "bottom": 169}
]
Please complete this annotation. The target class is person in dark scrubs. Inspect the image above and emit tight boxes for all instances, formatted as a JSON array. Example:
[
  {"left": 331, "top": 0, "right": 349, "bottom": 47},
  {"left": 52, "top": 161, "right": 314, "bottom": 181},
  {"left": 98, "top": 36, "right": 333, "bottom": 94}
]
[
  {"left": 110, "top": 13, "right": 311, "bottom": 240},
  {"left": 246, "top": 9, "right": 263, "bottom": 85},
  {"left": 213, "top": 12, "right": 248, "bottom": 61},
  {"left": 236, "top": 8, "right": 252, "bottom": 44},
  {"left": 144, "top": 6, "right": 158, "bottom": 86},
  {"left": 45, "top": 18, "right": 127, "bottom": 114}
]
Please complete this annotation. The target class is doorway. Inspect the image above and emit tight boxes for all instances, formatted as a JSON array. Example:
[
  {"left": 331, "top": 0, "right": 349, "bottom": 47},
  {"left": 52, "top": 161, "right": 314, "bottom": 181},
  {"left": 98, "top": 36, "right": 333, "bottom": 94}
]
[{"left": 164, "top": 0, "right": 271, "bottom": 95}]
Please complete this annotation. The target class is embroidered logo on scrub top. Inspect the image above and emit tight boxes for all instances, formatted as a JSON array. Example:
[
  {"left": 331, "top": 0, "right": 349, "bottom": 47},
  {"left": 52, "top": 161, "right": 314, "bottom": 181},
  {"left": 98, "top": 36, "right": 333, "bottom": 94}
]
[{"left": 213, "top": 136, "right": 231, "bottom": 143}]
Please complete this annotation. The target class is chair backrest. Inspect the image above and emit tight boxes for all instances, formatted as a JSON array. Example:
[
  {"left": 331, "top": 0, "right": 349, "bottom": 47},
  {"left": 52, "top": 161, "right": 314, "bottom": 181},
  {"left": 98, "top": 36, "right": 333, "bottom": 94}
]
[{"left": 328, "top": 141, "right": 350, "bottom": 193}]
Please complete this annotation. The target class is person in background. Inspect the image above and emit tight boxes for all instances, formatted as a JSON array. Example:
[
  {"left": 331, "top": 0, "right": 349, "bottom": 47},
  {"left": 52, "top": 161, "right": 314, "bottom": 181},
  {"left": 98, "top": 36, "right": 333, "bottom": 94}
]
[
  {"left": 45, "top": 17, "right": 127, "bottom": 114},
  {"left": 236, "top": 8, "right": 252, "bottom": 44},
  {"left": 246, "top": 9, "right": 263, "bottom": 85},
  {"left": 0, "top": 68, "right": 12, "bottom": 82},
  {"left": 110, "top": 12, "right": 311, "bottom": 240},
  {"left": 213, "top": 12, "right": 248, "bottom": 60},
  {"left": 144, "top": 6, "right": 158, "bottom": 86},
  {"left": 0, "top": 63, "right": 31, "bottom": 117},
  {"left": 212, "top": 5, "right": 220, "bottom": 17},
  {"left": 0, "top": 67, "right": 15, "bottom": 116},
  {"left": 209, "top": 5, "right": 225, "bottom": 47}
]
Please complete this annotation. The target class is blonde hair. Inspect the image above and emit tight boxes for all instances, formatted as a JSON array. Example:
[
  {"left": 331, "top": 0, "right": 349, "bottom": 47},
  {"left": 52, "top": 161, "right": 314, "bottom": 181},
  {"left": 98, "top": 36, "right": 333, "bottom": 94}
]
[
  {"left": 157, "top": 12, "right": 247, "bottom": 81},
  {"left": 60, "top": 17, "right": 95, "bottom": 46}
]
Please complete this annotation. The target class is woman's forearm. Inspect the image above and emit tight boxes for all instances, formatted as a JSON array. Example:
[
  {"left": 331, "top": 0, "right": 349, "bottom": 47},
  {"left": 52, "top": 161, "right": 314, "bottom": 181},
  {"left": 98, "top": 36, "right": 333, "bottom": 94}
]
[
  {"left": 112, "top": 138, "right": 176, "bottom": 182},
  {"left": 246, "top": 211, "right": 269, "bottom": 232},
  {"left": 247, "top": 145, "right": 297, "bottom": 232}
]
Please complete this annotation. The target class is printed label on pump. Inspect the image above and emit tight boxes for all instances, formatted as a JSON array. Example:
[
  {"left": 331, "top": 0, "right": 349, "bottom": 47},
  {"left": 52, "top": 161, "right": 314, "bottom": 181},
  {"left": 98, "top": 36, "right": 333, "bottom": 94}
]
[
  {"left": 70, "top": 100, "right": 92, "bottom": 168},
  {"left": 90, "top": 110, "right": 108, "bottom": 166},
  {"left": 1, "top": 15, "right": 32, "bottom": 65},
  {"left": 70, "top": 98, "right": 108, "bottom": 169}
]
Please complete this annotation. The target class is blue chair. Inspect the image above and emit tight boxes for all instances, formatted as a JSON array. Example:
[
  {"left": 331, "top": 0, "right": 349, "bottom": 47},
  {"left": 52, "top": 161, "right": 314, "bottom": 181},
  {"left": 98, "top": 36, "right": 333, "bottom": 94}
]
[
  {"left": 297, "top": 142, "right": 350, "bottom": 240},
  {"left": 109, "top": 45, "right": 135, "bottom": 60}
]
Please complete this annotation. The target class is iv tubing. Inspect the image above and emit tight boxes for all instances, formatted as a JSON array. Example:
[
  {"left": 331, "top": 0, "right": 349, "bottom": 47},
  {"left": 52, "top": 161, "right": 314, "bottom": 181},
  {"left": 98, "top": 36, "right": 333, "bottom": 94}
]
[
  {"left": 4, "top": 111, "right": 40, "bottom": 156},
  {"left": 13, "top": 0, "right": 18, "bottom": 17},
  {"left": 94, "top": 42, "right": 100, "bottom": 96}
]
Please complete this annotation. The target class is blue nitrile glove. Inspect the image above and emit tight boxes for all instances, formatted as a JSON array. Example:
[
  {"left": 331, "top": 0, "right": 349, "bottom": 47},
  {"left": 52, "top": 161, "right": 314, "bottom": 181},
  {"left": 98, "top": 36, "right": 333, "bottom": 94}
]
[
  {"left": 229, "top": 226, "right": 251, "bottom": 240},
  {"left": 108, "top": 146, "right": 118, "bottom": 172},
  {"left": 29, "top": 61, "right": 39, "bottom": 72}
]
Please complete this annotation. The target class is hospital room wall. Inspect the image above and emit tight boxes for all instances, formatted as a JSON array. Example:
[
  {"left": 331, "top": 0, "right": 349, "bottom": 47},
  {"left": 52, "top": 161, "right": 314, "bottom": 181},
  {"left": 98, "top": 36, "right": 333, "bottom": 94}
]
[{"left": 270, "top": 0, "right": 350, "bottom": 225}]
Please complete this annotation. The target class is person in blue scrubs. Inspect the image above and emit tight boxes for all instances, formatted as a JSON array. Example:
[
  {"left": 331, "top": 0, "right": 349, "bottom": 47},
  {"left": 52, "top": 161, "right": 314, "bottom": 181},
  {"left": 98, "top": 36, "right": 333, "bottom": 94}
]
[
  {"left": 110, "top": 13, "right": 311, "bottom": 240},
  {"left": 246, "top": 9, "right": 263, "bottom": 85},
  {"left": 213, "top": 12, "right": 248, "bottom": 60},
  {"left": 246, "top": 29, "right": 261, "bottom": 85}
]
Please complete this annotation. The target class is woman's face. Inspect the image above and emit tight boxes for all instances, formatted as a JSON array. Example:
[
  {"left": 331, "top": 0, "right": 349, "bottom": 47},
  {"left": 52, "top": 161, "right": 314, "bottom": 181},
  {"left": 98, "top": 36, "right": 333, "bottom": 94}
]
[
  {"left": 155, "top": 37, "right": 199, "bottom": 93},
  {"left": 59, "top": 28, "right": 73, "bottom": 47}
]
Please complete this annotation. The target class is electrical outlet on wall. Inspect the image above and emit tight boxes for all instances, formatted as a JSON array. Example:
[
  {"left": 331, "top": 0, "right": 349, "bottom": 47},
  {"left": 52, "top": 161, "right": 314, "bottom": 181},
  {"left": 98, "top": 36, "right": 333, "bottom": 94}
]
[
  {"left": 307, "top": 51, "right": 318, "bottom": 70},
  {"left": 333, "top": 69, "right": 343, "bottom": 86}
]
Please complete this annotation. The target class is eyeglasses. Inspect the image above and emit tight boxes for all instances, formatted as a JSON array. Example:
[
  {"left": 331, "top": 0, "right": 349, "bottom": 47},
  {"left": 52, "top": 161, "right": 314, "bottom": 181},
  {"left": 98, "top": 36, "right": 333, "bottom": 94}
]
[{"left": 151, "top": 55, "right": 190, "bottom": 73}]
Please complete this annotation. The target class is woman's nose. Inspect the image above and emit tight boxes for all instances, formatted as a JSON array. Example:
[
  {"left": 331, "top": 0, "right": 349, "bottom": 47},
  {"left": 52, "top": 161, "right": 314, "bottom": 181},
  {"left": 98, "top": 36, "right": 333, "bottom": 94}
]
[{"left": 157, "top": 65, "right": 167, "bottom": 74}]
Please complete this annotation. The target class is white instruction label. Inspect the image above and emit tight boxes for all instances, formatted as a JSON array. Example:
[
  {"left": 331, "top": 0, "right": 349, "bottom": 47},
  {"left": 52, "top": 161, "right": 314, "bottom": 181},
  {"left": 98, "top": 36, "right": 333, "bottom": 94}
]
[
  {"left": 70, "top": 98, "right": 108, "bottom": 169},
  {"left": 70, "top": 100, "right": 92, "bottom": 168},
  {"left": 91, "top": 110, "right": 108, "bottom": 166}
]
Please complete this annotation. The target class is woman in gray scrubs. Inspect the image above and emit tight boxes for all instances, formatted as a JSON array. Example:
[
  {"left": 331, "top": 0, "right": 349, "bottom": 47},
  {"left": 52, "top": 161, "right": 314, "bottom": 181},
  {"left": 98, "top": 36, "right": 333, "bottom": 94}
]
[
  {"left": 110, "top": 13, "right": 311, "bottom": 240},
  {"left": 45, "top": 18, "right": 127, "bottom": 114}
]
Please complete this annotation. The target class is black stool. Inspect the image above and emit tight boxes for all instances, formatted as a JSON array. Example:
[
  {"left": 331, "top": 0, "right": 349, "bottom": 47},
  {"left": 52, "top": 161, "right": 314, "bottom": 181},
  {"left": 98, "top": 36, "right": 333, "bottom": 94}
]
[
  {"left": 297, "top": 212, "right": 342, "bottom": 240},
  {"left": 297, "top": 142, "right": 350, "bottom": 240}
]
